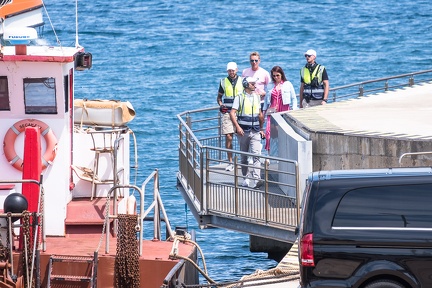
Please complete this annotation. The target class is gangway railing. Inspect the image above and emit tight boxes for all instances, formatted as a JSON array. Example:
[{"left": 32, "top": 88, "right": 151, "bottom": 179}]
[
  {"left": 177, "top": 70, "right": 432, "bottom": 241},
  {"left": 177, "top": 107, "right": 301, "bottom": 240}
]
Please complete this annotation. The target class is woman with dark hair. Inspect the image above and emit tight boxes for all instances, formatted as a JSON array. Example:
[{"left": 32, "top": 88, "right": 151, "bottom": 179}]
[{"left": 263, "top": 66, "right": 298, "bottom": 151}]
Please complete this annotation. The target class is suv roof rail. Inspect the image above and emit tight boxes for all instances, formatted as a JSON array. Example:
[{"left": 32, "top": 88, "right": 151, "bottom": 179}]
[{"left": 313, "top": 167, "right": 432, "bottom": 181}]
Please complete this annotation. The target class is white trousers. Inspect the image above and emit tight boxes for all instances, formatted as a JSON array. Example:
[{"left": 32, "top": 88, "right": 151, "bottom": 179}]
[{"left": 237, "top": 130, "right": 261, "bottom": 179}]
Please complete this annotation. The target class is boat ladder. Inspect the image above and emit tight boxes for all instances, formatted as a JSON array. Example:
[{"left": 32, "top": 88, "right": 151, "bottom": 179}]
[{"left": 47, "top": 252, "right": 98, "bottom": 288}]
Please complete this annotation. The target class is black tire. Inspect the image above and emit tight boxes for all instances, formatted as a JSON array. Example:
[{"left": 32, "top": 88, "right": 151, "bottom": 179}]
[{"left": 364, "top": 279, "right": 407, "bottom": 288}]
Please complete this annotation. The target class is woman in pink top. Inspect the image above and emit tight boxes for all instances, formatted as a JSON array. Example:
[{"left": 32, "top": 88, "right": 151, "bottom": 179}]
[{"left": 263, "top": 66, "right": 298, "bottom": 151}]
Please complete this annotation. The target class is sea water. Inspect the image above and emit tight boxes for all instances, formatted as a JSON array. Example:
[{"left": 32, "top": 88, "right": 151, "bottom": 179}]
[{"left": 44, "top": 0, "right": 432, "bottom": 283}]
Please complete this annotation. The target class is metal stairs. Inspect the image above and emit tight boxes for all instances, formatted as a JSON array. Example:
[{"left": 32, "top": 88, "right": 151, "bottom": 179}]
[{"left": 47, "top": 252, "right": 98, "bottom": 287}]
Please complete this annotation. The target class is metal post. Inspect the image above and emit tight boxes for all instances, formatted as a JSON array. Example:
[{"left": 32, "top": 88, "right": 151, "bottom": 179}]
[
  {"left": 185, "top": 114, "right": 192, "bottom": 185},
  {"left": 409, "top": 76, "right": 414, "bottom": 87},
  {"left": 199, "top": 147, "right": 204, "bottom": 212},
  {"left": 218, "top": 112, "right": 223, "bottom": 161},
  {"left": 295, "top": 163, "right": 301, "bottom": 226},
  {"left": 154, "top": 173, "right": 160, "bottom": 240},
  {"left": 105, "top": 205, "right": 111, "bottom": 254},
  {"left": 36, "top": 249, "right": 40, "bottom": 288},
  {"left": 7, "top": 214, "right": 13, "bottom": 277},
  {"left": 264, "top": 160, "right": 269, "bottom": 224},
  {"left": 205, "top": 149, "right": 209, "bottom": 213},
  {"left": 234, "top": 155, "right": 239, "bottom": 216}
]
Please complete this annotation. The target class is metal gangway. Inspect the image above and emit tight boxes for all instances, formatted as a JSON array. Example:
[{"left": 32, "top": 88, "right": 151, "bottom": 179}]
[
  {"left": 177, "top": 107, "right": 301, "bottom": 243},
  {"left": 176, "top": 69, "right": 432, "bottom": 243}
]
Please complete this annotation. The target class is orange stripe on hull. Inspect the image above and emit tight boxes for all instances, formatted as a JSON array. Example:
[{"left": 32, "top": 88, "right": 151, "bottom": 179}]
[{"left": 0, "top": 0, "right": 43, "bottom": 19}]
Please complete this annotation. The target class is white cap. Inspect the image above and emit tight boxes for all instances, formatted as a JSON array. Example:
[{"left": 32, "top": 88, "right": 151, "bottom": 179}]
[
  {"left": 245, "top": 76, "right": 258, "bottom": 83},
  {"left": 305, "top": 49, "right": 317, "bottom": 57},
  {"left": 242, "top": 77, "right": 259, "bottom": 88},
  {"left": 226, "top": 62, "right": 237, "bottom": 71}
]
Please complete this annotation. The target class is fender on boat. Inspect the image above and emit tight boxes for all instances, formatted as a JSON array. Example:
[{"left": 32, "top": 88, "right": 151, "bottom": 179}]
[
  {"left": 3, "top": 119, "right": 57, "bottom": 171},
  {"left": 127, "top": 194, "right": 137, "bottom": 215}
]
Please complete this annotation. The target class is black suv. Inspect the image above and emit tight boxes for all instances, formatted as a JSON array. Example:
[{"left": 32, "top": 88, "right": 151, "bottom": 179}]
[{"left": 298, "top": 167, "right": 432, "bottom": 288}]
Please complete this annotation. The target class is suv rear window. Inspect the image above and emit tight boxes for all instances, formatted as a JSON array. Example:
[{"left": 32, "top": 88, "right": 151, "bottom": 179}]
[{"left": 333, "top": 184, "right": 432, "bottom": 228}]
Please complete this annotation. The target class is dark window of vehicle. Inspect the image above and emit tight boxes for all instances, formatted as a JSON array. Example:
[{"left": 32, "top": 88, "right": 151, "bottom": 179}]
[
  {"left": 333, "top": 184, "right": 432, "bottom": 228},
  {"left": 0, "top": 76, "right": 10, "bottom": 110},
  {"left": 24, "top": 78, "right": 57, "bottom": 114}
]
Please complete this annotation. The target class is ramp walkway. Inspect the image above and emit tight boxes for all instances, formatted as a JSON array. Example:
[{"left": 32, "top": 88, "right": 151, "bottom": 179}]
[{"left": 176, "top": 70, "right": 432, "bottom": 257}]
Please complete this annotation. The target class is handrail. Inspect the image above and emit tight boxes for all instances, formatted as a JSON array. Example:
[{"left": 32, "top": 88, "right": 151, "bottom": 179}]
[
  {"left": 105, "top": 169, "right": 174, "bottom": 255},
  {"left": 327, "top": 69, "right": 432, "bottom": 102},
  {"left": 112, "top": 134, "right": 125, "bottom": 233},
  {"left": 399, "top": 151, "right": 432, "bottom": 166},
  {"left": 105, "top": 184, "right": 142, "bottom": 255},
  {"left": 140, "top": 169, "right": 174, "bottom": 240},
  {"left": 333, "top": 69, "right": 432, "bottom": 90},
  {"left": 0, "top": 179, "right": 43, "bottom": 281}
]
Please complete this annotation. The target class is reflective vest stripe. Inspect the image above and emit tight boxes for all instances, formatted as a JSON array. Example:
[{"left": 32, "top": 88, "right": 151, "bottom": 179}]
[
  {"left": 237, "top": 93, "right": 261, "bottom": 131},
  {"left": 301, "top": 65, "right": 325, "bottom": 100},
  {"left": 221, "top": 77, "right": 243, "bottom": 108},
  {"left": 301, "top": 65, "right": 324, "bottom": 84}
]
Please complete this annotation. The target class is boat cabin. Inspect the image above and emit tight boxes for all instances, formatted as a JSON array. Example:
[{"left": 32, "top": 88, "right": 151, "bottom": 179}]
[{"left": 0, "top": 29, "right": 130, "bottom": 237}]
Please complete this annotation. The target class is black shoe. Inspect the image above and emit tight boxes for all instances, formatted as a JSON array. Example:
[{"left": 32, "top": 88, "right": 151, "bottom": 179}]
[{"left": 254, "top": 179, "right": 264, "bottom": 189}]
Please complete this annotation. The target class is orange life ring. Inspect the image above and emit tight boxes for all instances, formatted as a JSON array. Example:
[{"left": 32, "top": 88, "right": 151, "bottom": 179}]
[{"left": 3, "top": 119, "right": 57, "bottom": 171}]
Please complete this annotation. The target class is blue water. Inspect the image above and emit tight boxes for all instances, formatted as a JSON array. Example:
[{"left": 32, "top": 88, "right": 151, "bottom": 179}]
[{"left": 44, "top": 0, "right": 432, "bottom": 283}]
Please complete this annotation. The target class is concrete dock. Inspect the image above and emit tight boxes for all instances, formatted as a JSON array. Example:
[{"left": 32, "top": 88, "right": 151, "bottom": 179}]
[
  {"left": 284, "top": 81, "right": 432, "bottom": 171},
  {"left": 236, "top": 81, "right": 432, "bottom": 287}
]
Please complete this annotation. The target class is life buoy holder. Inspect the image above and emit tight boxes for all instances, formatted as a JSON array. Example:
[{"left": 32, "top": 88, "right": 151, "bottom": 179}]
[{"left": 3, "top": 119, "right": 57, "bottom": 171}]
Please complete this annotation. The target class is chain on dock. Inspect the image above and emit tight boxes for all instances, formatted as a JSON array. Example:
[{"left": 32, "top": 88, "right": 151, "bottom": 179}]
[{"left": 114, "top": 214, "right": 140, "bottom": 288}]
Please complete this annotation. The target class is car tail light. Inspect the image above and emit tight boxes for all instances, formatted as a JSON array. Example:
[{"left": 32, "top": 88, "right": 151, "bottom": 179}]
[{"left": 300, "top": 233, "right": 315, "bottom": 267}]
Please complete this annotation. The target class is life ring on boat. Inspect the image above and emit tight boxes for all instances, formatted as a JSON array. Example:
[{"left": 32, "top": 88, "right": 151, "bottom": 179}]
[{"left": 3, "top": 119, "right": 57, "bottom": 171}]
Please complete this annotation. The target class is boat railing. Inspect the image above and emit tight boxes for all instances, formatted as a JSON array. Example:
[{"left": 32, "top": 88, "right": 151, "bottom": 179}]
[
  {"left": 104, "top": 169, "right": 174, "bottom": 255},
  {"left": 327, "top": 69, "right": 432, "bottom": 102},
  {"left": 0, "top": 179, "right": 43, "bottom": 281}
]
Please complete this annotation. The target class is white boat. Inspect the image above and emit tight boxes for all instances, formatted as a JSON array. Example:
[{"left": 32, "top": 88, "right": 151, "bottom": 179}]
[
  {"left": 0, "top": 0, "right": 44, "bottom": 34},
  {"left": 0, "top": 1, "right": 199, "bottom": 287}
]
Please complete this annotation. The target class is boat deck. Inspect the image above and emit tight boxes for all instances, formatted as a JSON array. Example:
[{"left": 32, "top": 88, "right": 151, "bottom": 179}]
[{"left": 11, "top": 197, "right": 196, "bottom": 288}]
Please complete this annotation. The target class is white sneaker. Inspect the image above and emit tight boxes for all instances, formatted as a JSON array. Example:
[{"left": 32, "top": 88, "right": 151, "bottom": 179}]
[
  {"left": 242, "top": 178, "right": 250, "bottom": 187},
  {"left": 247, "top": 157, "right": 253, "bottom": 165},
  {"left": 225, "top": 163, "right": 234, "bottom": 172}
]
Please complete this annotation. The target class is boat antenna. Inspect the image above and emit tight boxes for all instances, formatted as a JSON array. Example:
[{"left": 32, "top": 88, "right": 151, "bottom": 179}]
[
  {"left": 75, "top": 0, "right": 80, "bottom": 48},
  {"left": 42, "top": 0, "right": 62, "bottom": 47}
]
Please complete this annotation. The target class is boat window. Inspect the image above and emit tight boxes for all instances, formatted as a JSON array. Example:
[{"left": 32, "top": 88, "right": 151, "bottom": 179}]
[
  {"left": 64, "top": 74, "right": 69, "bottom": 112},
  {"left": 333, "top": 183, "right": 432, "bottom": 228},
  {"left": 0, "top": 76, "right": 10, "bottom": 111},
  {"left": 24, "top": 77, "right": 57, "bottom": 114}
]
